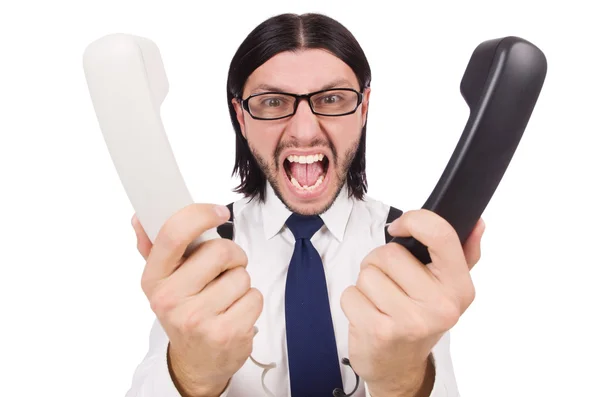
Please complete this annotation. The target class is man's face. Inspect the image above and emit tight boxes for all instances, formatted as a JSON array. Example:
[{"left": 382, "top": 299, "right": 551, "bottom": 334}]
[{"left": 232, "top": 49, "right": 371, "bottom": 215}]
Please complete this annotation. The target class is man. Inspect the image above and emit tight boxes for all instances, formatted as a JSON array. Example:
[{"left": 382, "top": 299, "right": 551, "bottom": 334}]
[{"left": 126, "top": 12, "right": 485, "bottom": 397}]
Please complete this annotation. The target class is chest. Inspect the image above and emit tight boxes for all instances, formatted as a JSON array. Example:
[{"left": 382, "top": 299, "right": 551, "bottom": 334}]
[{"left": 227, "top": 222, "right": 381, "bottom": 396}]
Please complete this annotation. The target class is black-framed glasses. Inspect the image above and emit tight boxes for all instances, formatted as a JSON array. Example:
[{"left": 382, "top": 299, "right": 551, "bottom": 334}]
[{"left": 239, "top": 88, "right": 363, "bottom": 120}]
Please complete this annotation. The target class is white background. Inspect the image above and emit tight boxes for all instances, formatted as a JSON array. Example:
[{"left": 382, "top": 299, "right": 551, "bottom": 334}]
[{"left": 1, "top": 0, "right": 598, "bottom": 396}]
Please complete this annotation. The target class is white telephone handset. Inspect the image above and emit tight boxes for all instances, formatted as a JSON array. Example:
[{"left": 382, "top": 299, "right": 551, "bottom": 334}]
[
  {"left": 83, "top": 33, "right": 220, "bottom": 255},
  {"left": 83, "top": 34, "right": 275, "bottom": 394}
]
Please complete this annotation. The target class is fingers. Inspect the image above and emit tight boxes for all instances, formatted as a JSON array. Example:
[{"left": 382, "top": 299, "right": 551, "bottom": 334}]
[
  {"left": 463, "top": 218, "right": 485, "bottom": 269},
  {"left": 361, "top": 242, "right": 438, "bottom": 302},
  {"left": 340, "top": 285, "right": 383, "bottom": 327},
  {"left": 132, "top": 214, "right": 152, "bottom": 260},
  {"left": 164, "top": 287, "right": 262, "bottom": 349},
  {"left": 198, "top": 266, "right": 251, "bottom": 314},
  {"left": 142, "top": 204, "right": 230, "bottom": 295},
  {"left": 221, "top": 287, "right": 264, "bottom": 334},
  {"left": 167, "top": 267, "right": 255, "bottom": 335},
  {"left": 167, "top": 240, "right": 248, "bottom": 305},
  {"left": 387, "top": 209, "right": 467, "bottom": 284},
  {"left": 355, "top": 264, "right": 414, "bottom": 316}
]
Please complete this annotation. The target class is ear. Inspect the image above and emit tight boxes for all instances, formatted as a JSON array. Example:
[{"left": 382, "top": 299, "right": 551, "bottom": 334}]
[
  {"left": 361, "top": 87, "right": 371, "bottom": 128},
  {"left": 232, "top": 98, "right": 247, "bottom": 138}
]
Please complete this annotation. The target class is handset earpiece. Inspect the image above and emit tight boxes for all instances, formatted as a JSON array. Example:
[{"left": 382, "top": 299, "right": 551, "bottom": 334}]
[
  {"left": 83, "top": 34, "right": 221, "bottom": 257},
  {"left": 392, "top": 36, "right": 547, "bottom": 264}
]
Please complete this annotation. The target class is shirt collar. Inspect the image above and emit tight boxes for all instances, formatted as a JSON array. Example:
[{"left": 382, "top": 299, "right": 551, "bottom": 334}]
[{"left": 261, "top": 181, "right": 354, "bottom": 242}]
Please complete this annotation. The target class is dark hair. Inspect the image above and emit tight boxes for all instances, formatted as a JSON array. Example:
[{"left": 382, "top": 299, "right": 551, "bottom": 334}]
[{"left": 226, "top": 13, "right": 372, "bottom": 202}]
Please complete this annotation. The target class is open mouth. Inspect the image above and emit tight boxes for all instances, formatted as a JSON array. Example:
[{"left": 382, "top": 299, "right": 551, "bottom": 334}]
[{"left": 283, "top": 153, "right": 330, "bottom": 192}]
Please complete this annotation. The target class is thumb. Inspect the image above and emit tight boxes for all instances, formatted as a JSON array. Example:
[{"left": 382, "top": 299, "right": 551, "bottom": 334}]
[{"left": 132, "top": 214, "right": 153, "bottom": 261}]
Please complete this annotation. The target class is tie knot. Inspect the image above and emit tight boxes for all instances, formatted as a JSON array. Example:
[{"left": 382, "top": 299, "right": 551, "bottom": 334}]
[{"left": 285, "top": 213, "right": 324, "bottom": 240}]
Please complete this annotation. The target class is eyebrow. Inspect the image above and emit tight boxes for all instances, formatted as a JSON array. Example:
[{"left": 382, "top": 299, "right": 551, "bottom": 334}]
[{"left": 248, "top": 78, "right": 356, "bottom": 95}]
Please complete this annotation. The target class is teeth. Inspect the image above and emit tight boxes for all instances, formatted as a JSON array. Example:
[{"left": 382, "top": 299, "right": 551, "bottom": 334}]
[
  {"left": 286, "top": 154, "right": 326, "bottom": 192},
  {"left": 286, "top": 154, "right": 325, "bottom": 164},
  {"left": 290, "top": 175, "right": 324, "bottom": 191}
]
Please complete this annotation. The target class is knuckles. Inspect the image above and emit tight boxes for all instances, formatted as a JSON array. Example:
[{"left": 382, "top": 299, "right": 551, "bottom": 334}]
[
  {"left": 149, "top": 283, "right": 178, "bottom": 316},
  {"left": 400, "top": 317, "right": 431, "bottom": 343},
  {"left": 209, "top": 238, "right": 236, "bottom": 264},
  {"left": 371, "top": 314, "right": 429, "bottom": 345},
  {"left": 158, "top": 223, "right": 190, "bottom": 253},
  {"left": 205, "top": 238, "right": 248, "bottom": 268},
  {"left": 458, "top": 281, "right": 476, "bottom": 312},
  {"left": 229, "top": 266, "right": 251, "bottom": 294},
  {"left": 180, "top": 307, "right": 205, "bottom": 335},
  {"left": 140, "top": 271, "right": 152, "bottom": 298},
  {"left": 364, "top": 299, "right": 463, "bottom": 348},
  {"left": 220, "top": 267, "right": 253, "bottom": 305},
  {"left": 247, "top": 288, "right": 264, "bottom": 313},
  {"left": 207, "top": 319, "right": 235, "bottom": 347},
  {"left": 369, "top": 314, "right": 433, "bottom": 349},
  {"left": 339, "top": 286, "right": 354, "bottom": 314},
  {"left": 463, "top": 281, "right": 476, "bottom": 307},
  {"left": 356, "top": 264, "right": 378, "bottom": 291},
  {"left": 378, "top": 243, "right": 404, "bottom": 266},
  {"left": 434, "top": 297, "right": 462, "bottom": 330},
  {"left": 360, "top": 243, "right": 401, "bottom": 272},
  {"left": 372, "top": 316, "right": 398, "bottom": 343}
]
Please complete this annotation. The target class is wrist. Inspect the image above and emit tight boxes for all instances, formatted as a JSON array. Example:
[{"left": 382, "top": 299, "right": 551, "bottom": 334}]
[
  {"left": 167, "top": 343, "right": 230, "bottom": 397},
  {"left": 368, "top": 354, "right": 435, "bottom": 397}
]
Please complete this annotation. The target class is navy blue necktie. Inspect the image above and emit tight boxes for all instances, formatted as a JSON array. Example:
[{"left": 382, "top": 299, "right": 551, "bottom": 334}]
[{"left": 285, "top": 213, "right": 343, "bottom": 396}]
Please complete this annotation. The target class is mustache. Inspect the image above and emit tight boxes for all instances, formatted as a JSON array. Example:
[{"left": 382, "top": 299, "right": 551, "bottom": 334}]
[{"left": 274, "top": 138, "right": 337, "bottom": 165}]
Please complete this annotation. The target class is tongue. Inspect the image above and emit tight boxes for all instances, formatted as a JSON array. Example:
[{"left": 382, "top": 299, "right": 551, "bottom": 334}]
[{"left": 289, "top": 161, "right": 324, "bottom": 187}]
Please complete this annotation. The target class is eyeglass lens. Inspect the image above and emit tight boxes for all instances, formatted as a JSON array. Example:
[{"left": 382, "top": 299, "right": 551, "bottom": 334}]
[{"left": 247, "top": 89, "right": 359, "bottom": 119}]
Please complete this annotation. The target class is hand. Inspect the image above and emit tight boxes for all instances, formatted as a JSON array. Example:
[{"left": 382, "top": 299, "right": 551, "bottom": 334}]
[
  {"left": 340, "top": 209, "right": 485, "bottom": 396},
  {"left": 132, "top": 204, "right": 263, "bottom": 397}
]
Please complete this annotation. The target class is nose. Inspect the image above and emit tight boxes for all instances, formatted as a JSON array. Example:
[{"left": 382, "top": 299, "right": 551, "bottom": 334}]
[{"left": 286, "top": 98, "right": 321, "bottom": 143}]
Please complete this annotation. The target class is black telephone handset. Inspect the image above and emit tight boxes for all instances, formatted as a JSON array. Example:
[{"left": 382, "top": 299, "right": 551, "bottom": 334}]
[{"left": 392, "top": 36, "right": 547, "bottom": 264}]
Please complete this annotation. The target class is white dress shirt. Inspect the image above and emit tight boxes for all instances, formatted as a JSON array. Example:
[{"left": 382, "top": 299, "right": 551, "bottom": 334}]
[{"left": 126, "top": 182, "right": 460, "bottom": 397}]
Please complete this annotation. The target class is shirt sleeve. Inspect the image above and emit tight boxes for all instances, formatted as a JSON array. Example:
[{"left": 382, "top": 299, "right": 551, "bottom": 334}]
[
  {"left": 363, "top": 331, "right": 458, "bottom": 397},
  {"left": 125, "top": 318, "right": 231, "bottom": 397}
]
